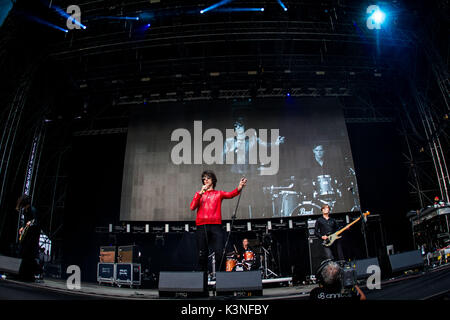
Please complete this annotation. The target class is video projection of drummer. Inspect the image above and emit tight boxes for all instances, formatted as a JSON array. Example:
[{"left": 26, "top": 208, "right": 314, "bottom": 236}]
[{"left": 120, "top": 98, "right": 360, "bottom": 221}]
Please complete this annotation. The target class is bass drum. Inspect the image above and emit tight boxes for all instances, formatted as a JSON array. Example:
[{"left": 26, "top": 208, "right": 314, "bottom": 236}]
[
  {"left": 226, "top": 258, "right": 237, "bottom": 272},
  {"left": 292, "top": 201, "right": 322, "bottom": 216}
]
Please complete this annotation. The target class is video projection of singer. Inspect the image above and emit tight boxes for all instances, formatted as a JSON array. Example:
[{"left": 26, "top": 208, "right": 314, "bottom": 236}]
[{"left": 120, "top": 98, "right": 360, "bottom": 222}]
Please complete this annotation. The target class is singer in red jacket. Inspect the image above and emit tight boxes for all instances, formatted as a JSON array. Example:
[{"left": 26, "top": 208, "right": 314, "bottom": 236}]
[{"left": 190, "top": 170, "right": 247, "bottom": 272}]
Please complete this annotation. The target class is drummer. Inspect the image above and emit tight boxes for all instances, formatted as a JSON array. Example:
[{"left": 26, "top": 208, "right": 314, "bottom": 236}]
[{"left": 237, "top": 238, "right": 256, "bottom": 270}]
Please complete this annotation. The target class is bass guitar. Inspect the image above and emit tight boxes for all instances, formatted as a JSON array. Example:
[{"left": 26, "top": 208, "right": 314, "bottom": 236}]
[
  {"left": 322, "top": 211, "right": 370, "bottom": 247},
  {"left": 19, "top": 219, "right": 35, "bottom": 243}
]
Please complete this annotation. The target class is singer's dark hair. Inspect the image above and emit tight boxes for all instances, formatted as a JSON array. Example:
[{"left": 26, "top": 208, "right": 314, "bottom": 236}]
[{"left": 201, "top": 170, "right": 217, "bottom": 188}]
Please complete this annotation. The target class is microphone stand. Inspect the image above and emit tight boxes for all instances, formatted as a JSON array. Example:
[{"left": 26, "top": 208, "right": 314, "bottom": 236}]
[
  {"left": 360, "top": 210, "right": 369, "bottom": 258},
  {"left": 219, "top": 188, "right": 243, "bottom": 275},
  {"left": 350, "top": 185, "right": 369, "bottom": 258}
]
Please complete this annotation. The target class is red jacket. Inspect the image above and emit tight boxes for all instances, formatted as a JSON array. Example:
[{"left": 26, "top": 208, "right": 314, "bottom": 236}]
[{"left": 190, "top": 188, "right": 241, "bottom": 226}]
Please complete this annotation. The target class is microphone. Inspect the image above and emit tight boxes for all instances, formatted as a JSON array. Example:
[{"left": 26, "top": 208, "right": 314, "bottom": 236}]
[{"left": 240, "top": 176, "right": 247, "bottom": 188}]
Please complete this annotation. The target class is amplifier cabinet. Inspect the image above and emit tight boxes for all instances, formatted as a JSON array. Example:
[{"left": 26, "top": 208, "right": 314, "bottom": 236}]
[
  {"left": 97, "top": 263, "right": 116, "bottom": 285},
  {"left": 118, "top": 245, "right": 139, "bottom": 263},
  {"left": 115, "top": 263, "right": 141, "bottom": 287},
  {"left": 99, "top": 246, "right": 116, "bottom": 263}
]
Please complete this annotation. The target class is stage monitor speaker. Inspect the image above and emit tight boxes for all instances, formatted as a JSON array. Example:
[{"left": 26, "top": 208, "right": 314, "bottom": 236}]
[
  {"left": 351, "top": 257, "right": 380, "bottom": 280},
  {"left": 118, "top": 245, "right": 139, "bottom": 263},
  {"left": 308, "top": 237, "right": 328, "bottom": 276},
  {"left": 215, "top": 271, "right": 263, "bottom": 296},
  {"left": 158, "top": 272, "right": 208, "bottom": 298},
  {"left": 0, "top": 255, "right": 22, "bottom": 275},
  {"left": 389, "top": 250, "right": 424, "bottom": 274},
  {"left": 99, "top": 246, "right": 116, "bottom": 263}
]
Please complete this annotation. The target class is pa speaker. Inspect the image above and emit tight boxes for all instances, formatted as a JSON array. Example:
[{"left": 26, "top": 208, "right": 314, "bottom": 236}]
[
  {"left": 0, "top": 255, "right": 22, "bottom": 275},
  {"left": 215, "top": 271, "right": 263, "bottom": 296},
  {"left": 158, "top": 272, "right": 208, "bottom": 298},
  {"left": 351, "top": 257, "right": 380, "bottom": 279},
  {"left": 389, "top": 250, "right": 424, "bottom": 274}
]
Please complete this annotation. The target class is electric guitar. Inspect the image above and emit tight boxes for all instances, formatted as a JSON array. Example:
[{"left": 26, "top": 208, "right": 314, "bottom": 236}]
[
  {"left": 322, "top": 211, "right": 370, "bottom": 247},
  {"left": 19, "top": 219, "right": 35, "bottom": 243}
]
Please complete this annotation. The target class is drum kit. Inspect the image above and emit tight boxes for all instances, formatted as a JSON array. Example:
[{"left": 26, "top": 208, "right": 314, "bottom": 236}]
[
  {"left": 223, "top": 237, "right": 281, "bottom": 279},
  {"left": 225, "top": 249, "right": 256, "bottom": 272},
  {"left": 263, "top": 175, "right": 342, "bottom": 217}
]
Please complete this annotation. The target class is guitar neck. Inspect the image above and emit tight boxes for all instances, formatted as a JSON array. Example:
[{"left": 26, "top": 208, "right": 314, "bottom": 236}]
[{"left": 335, "top": 216, "right": 361, "bottom": 236}]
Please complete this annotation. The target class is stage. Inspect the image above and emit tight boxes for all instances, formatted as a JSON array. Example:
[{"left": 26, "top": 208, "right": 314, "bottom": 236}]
[
  {"left": 1, "top": 264, "right": 449, "bottom": 300},
  {"left": 0, "top": 1, "right": 448, "bottom": 309}
]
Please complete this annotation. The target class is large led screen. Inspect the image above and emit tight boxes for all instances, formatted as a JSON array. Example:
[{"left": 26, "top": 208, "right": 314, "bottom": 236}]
[{"left": 120, "top": 98, "right": 360, "bottom": 221}]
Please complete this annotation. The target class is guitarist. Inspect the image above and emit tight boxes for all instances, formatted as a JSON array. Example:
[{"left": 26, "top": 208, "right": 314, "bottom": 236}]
[
  {"left": 314, "top": 204, "right": 344, "bottom": 261},
  {"left": 16, "top": 194, "right": 42, "bottom": 281}
]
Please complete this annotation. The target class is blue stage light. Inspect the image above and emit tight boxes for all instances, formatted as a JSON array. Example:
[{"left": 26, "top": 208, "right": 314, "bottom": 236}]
[
  {"left": 214, "top": 8, "right": 265, "bottom": 12},
  {"left": 95, "top": 16, "right": 141, "bottom": 21},
  {"left": 286, "top": 93, "right": 291, "bottom": 97},
  {"left": 27, "top": 15, "right": 69, "bottom": 33},
  {"left": 277, "top": 0, "right": 288, "bottom": 11},
  {"left": 200, "top": 0, "right": 235, "bottom": 14},
  {"left": 52, "top": 5, "right": 87, "bottom": 30},
  {"left": 366, "top": 5, "right": 387, "bottom": 29},
  {"left": 371, "top": 9, "right": 386, "bottom": 24}
]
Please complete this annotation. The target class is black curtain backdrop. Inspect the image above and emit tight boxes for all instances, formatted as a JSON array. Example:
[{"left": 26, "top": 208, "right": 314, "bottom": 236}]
[{"left": 347, "top": 121, "right": 413, "bottom": 253}]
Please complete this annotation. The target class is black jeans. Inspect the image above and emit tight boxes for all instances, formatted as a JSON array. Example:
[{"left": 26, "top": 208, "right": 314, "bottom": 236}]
[
  {"left": 19, "top": 225, "right": 41, "bottom": 281},
  {"left": 196, "top": 224, "right": 224, "bottom": 272},
  {"left": 323, "top": 239, "right": 344, "bottom": 261}
]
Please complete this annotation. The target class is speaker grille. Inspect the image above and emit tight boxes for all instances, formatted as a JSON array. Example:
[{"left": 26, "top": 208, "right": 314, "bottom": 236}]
[
  {"left": 215, "top": 271, "right": 262, "bottom": 292},
  {"left": 158, "top": 272, "right": 206, "bottom": 292}
]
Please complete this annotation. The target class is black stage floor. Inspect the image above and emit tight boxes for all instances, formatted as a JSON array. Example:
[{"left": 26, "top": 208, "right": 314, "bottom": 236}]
[{"left": 0, "top": 264, "right": 449, "bottom": 300}]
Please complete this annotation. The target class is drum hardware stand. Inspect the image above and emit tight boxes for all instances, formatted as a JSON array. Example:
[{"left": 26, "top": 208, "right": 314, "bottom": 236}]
[{"left": 261, "top": 247, "right": 278, "bottom": 278}]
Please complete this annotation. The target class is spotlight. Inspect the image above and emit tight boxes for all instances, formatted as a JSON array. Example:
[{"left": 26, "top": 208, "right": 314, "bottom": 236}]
[
  {"left": 366, "top": 5, "right": 386, "bottom": 30},
  {"left": 215, "top": 8, "right": 266, "bottom": 12},
  {"left": 371, "top": 9, "right": 386, "bottom": 24},
  {"left": 95, "top": 16, "right": 141, "bottom": 21},
  {"left": 27, "top": 15, "right": 69, "bottom": 33},
  {"left": 277, "top": 0, "right": 288, "bottom": 11},
  {"left": 286, "top": 92, "right": 291, "bottom": 97},
  {"left": 200, "top": 0, "right": 234, "bottom": 14},
  {"left": 52, "top": 5, "right": 87, "bottom": 30}
]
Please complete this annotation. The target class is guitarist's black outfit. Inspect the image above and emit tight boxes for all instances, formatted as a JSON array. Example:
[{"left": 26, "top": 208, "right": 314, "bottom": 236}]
[
  {"left": 314, "top": 216, "right": 344, "bottom": 261},
  {"left": 18, "top": 206, "right": 42, "bottom": 281}
]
